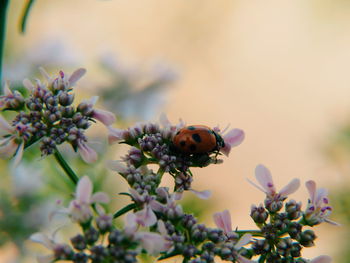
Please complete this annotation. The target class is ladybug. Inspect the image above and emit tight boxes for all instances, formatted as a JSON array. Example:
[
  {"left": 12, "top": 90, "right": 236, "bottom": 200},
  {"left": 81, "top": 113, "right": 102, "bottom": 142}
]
[{"left": 173, "top": 125, "right": 225, "bottom": 154}]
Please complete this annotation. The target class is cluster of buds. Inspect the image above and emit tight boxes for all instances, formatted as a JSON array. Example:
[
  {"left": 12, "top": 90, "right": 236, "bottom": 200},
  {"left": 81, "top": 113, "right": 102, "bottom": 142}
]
[{"left": 0, "top": 68, "right": 115, "bottom": 164}]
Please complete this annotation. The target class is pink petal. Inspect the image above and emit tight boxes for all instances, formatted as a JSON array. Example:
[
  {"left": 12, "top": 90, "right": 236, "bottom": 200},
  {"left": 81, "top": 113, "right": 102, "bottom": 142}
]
[
  {"left": 213, "top": 210, "right": 232, "bottom": 233},
  {"left": 106, "top": 160, "right": 128, "bottom": 174},
  {"left": 39, "top": 67, "right": 51, "bottom": 82},
  {"left": 189, "top": 189, "right": 211, "bottom": 199},
  {"left": 68, "top": 68, "right": 86, "bottom": 86},
  {"left": 0, "top": 115, "right": 14, "bottom": 135},
  {"left": 76, "top": 176, "right": 92, "bottom": 203},
  {"left": 129, "top": 188, "right": 144, "bottom": 203},
  {"left": 234, "top": 233, "right": 252, "bottom": 249},
  {"left": 306, "top": 180, "right": 317, "bottom": 204},
  {"left": 108, "top": 126, "right": 126, "bottom": 144},
  {"left": 23, "top": 78, "right": 34, "bottom": 91},
  {"left": 220, "top": 144, "right": 232, "bottom": 156},
  {"left": 136, "top": 232, "right": 167, "bottom": 255},
  {"left": 77, "top": 141, "right": 97, "bottom": 163},
  {"left": 30, "top": 233, "right": 55, "bottom": 250},
  {"left": 135, "top": 206, "right": 157, "bottom": 227},
  {"left": 0, "top": 137, "right": 18, "bottom": 158},
  {"left": 93, "top": 108, "right": 116, "bottom": 126},
  {"left": 279, "top": 178, "right": 300, "bottom": 197},
  {"left": 223, "top": 128, "right": 245, "bottom": 147},
  {"left": 149, "top": 200, "right": 165, "bottom": 212},
  {"left": 157, "top": 220, "right": 168, "bottom": 236},
  {"left": 159, "top": 113, "right": 171, "bottom": 127},
  {"left": 124, "top": 213, "right": 138, "bottom": 235},
  {"left": 3, "top": 81, "right": 12, "bottom": 96},
  {"left": 255, "top": 164, "right": 275, "bottom": 195},
  {"left": 91, "top": 192, "right": 110, "bottom": 203},
  {"left": 315, "top": 188, "right": 328, "bottom": 205},
  {"left": 12, "top": 142, "right": 24, "bottom": 167},
  {"left": 310, "top": 255, "right": 332, "bottom": 263}
]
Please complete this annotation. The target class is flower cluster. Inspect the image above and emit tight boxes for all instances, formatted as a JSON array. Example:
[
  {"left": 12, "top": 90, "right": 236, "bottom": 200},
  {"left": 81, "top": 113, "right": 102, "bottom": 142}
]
[
  {"left": 0, "top": 68, "right": 115, "bottom": 164},
  {"left": 30, "top": 115, "right": 336, "bottom": 263}
]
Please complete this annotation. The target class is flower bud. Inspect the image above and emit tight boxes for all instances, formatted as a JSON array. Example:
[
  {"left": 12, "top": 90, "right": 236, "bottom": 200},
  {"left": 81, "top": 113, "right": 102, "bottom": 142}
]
[
  {"left": 285, "top": 199, "right": 302, "bottom": 220},
  {"left": 70, "top": 234, "right": 87, "bottom": 251},
  {"left": 84, "top": 227, "right": 99, "bottom": 245},
  {"left": 264, "top": 197, "right": 283, "bottom": 213},
  {"left": 96, "top": 214, "right": 113, "bottom": 233},
  {"left": 59, "top": 92, "right": 75, "bottom": 106},
  {"left": 250, "top": 204, "right": 269, "bottom": 224},
  {"left": 90, "top": 245, "right": 109, "bottom": 262},
  {"left": 298, "top": 230, "right": 316, "bottom": 247},
  {"left": 252, "top": 239, "right": 270, "bottom": 255},
  {"left": 73, "top": 252, "right": 88, "bottom": 263},
  {"left": 53, "top": 244, "right": 74, "bottom": 260}
]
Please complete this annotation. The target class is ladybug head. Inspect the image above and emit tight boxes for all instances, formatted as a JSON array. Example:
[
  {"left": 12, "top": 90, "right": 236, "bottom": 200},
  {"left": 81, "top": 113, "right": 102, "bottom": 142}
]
[{"left": 213, "top": 131, "right": 225, "bottom": 150}]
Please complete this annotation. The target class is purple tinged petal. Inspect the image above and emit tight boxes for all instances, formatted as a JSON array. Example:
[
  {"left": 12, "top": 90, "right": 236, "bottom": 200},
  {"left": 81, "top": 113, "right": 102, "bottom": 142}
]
[
  {"left": 12, "top": 142, "right": 24, "bottom": 167},
  {"left": 3, "top": 81, "right": 12, "bottom": 96},
  {"left": 76, "top": 176, "right": 92, "bottom": 204},
  {"left": 39, "top": 67, "right": 51, "bottom": 82},
  {"left": 129, "top": 188, "right": 143, "bottom": 202},
  {"left": 324, "top": 218, "right": 341, "bottom": 226},
  {"left": 93, "top": 108, "right": 116, "bottom": 126},
  {"left": 68, "top": 68, "right": 86, "bottom": 86},
  {"left": 213, "top": 210, "right": 232, "bottom": 233},
  {"left": 255, "top": 164, "right": 275, "bottom": 195},
  {"left": 315, "top": 188, "right": 328, "bottom": 205},
  {"left": 223, "top": 128, "right": 245, "bottom": 147},
  {"left": 108, "top": 126, "right": 126, "bottom": 144},
  {"left": 30, "top": 233, "right": 55, "bottom": 250},
  {"left": 124, "top": 213, "right": 138, "bottom": 235},
  {"left": 149, "top": 200, "right": 165, "bottom": 212},
  {"left": 106, "top": 160, "right": 128, "bottom": 174},
  {"left": 279, "top": 178, "right": 300, "bottom": 197},
  {"left": 135, "top": 206, "right": 157, "bottom": 227},
  {"left": 136, "top": 232, "right": 167, "bottom": 255},
  {"left": 310, "top": 255, "right": 332, "bottom": 263},
  {"left": 0, "top": 115, "right": 14, "bottom": 135},
  {"left": 159, "top": 113, "right": 171, "bottom": 127},
  {"left": 91, "top": 192, "right": 110, "bottom": 203},
  {"left": 189, "top": 189, "right": 211, "bottom": 199},
  {"left": 77, "top": 141, "right": 97, "bottom": 163},
  {"left": 23, "top": 78, "right": 34, "bottom": 91},
  {"left": 174, "top": 192, "right": 183, "bottom": 200},
  {"left": 0, "top": 137, "right": 18, "bottom": 158},
  {"left": 234, "top": 233, "right": 252, "bottom": 249},
  {"left": 157, "top": 220, "right": 168, "bottom": 236},
  {"left": 306, "top": 180, "right": 317, "bottom": 204}
]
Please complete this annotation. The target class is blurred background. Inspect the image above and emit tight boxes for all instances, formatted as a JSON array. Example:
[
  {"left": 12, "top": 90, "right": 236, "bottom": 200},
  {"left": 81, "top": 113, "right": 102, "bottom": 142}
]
[{"left": 2, "top": 0, "right": 350, "bottom": 262}]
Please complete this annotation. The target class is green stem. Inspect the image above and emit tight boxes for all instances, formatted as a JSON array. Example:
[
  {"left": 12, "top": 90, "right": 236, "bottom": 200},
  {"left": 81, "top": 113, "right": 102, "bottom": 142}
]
[
  {"left": 235, "top": 230, "right": 263, "bottom": 237},
  {"left": 20, "top": 0, "right": 36, "bottom": 33},
  {"left": 54, "top": 149, "right": 79, "bottom": 185},
  {"left": 0, "top": 0, "right": 10, "bottom": 92}
]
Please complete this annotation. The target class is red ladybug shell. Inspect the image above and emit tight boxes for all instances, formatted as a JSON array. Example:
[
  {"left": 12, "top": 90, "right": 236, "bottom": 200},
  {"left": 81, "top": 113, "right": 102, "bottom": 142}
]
[{"left": 173, "top": 125, "right": 218, "bottom": 154}]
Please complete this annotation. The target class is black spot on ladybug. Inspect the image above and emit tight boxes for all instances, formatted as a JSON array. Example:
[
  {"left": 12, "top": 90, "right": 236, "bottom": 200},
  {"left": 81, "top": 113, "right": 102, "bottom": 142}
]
[
  {"left": 187, "top": 126, "right": 196, "bottom": 130},
  {"left": 180, "top": 141, "right": 186, "bottom": 147},
  {"left": 189, "top": 144, "right": 197, "bottom": 151},
  {"left": 192, "top": 133, "right": 201, "bottom": 143}
]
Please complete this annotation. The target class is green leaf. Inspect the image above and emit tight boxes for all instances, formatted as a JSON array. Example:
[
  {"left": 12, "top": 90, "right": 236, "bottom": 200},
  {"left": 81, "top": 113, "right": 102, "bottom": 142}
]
[
  {"left": 20, "top": 0, "right": 36, "bottom": 34},
  {"left": 113, "top": 203, "right": 136, "bottom": 219}
]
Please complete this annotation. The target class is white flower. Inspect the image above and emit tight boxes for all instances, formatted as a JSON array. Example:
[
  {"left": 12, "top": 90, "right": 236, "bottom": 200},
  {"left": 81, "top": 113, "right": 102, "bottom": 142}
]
[
  {"left": 68, "top": 176, "right": 109, "bottom": 223},
  {"left": 305, "top": 180, "right": 338, "bottom": 226},
  {"left": 248, "top": 164, "right": 300, "bottom": 199}
]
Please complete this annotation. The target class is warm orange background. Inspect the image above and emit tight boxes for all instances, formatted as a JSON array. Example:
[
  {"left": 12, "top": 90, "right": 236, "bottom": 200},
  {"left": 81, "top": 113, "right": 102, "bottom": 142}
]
[{"left": 3, "top": 0, "right": 350, "bottom": 262}]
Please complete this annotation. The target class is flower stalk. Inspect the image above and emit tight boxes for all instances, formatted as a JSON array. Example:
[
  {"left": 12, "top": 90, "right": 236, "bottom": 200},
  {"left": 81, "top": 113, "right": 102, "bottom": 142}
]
[
  {"left": 54, "top": 149, "right": 79, "bottom": 185},
  {"left": 0, "top": 0, "right": 10, "bottom": 92}
]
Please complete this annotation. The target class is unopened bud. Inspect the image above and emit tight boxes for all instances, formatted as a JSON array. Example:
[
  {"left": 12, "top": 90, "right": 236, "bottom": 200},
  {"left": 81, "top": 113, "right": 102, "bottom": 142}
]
[{"left": 250, "top": 204, "right": 268, "bottom": 224}]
